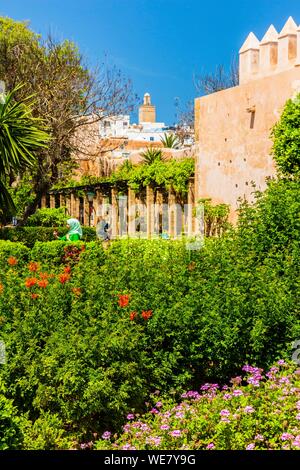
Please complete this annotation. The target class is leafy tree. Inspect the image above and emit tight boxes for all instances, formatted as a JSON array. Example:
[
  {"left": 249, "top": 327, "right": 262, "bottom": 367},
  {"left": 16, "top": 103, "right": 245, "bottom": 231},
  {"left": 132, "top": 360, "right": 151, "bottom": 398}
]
[
  {"left": 160, "top": 133, "right": 180, "bottom": 149},
  {"left": 271, "top": 94, "right": 300, "bottom": 176},
  {"left": 0, "top": 84, "right": 49, "bottom": 218},
  {"left": 0, "top": 17, "right": 136, "bottom": 223}
]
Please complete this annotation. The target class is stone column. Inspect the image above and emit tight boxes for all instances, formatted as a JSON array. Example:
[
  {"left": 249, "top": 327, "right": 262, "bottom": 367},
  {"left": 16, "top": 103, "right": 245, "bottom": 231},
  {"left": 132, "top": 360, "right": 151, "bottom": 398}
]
[
  {"left": 146, "top": 186, "right": 154, "bottom": 239},
  {"left": 111, "top": 187, "right": 118, "bottom": 239},
  {"left": 41, "top": 194, "right": 46, "bottom": 209},
  {"left": 65, "top": 194, "right": 71, "bottom": 217},
  {"left": 59, "top": 194, "right": 65, "bottom": 208},
  {"left": 49, "top": 194, "right": 55, "bottom": 209},
  {"left": 128, "top": 188, "right": 136, "bottom": 237},
  {"left": 84, "top": 197, "right": 89, "bottom": 226},
  {"left": 168, "top": 190, "right": 176, "bottom": 238},
  {"left": 187, "top": 179, "right": 194, "bottom": 237}
]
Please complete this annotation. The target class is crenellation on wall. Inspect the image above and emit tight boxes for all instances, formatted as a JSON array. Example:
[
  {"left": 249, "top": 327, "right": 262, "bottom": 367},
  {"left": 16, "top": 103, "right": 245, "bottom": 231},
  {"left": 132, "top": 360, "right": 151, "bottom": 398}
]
[{"left": 240, "top": 16, "right": 299, "bottom": 84}]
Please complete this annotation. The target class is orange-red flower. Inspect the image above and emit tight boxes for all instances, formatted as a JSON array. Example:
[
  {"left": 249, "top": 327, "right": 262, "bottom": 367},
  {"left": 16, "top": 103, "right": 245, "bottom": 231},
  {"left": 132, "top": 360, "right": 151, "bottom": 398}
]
[
  {"left": 118, "top": 294, "right": 130, "bottom": 308},
  {"left": 129, "top": 311, "right": 136, "bottom": 321},
  {"left": 28, "top": 261, "right": 39, "bottom": 272},
  {"left": 58, "top": 273, "right": 71, "bottom": 284},
  {"left": 7, "top": 256, "right": 18, "bottom": 266},
  {"left": 39, "top": 272, "right": 49, "bottom": 280},
  {"left": 25, "top": 277, "right": 38, "bottom": 288},
  {"left": 31, "top": 293, "right": 39, "bottom": 300},
  {"left": 72, "top": 287, "right": 81, "bottom": 297},
  {"left": 64, "top": 266, "right": 71, "bottom": 274},
  {"left": 0, "top": 284, "right": 3, "bottom": 295},
  {"left": 141, "top": 310, "right": 153, "bottom": 321},
  {"left": 38, "top": 279, "right": 48, "bottom": 288}
]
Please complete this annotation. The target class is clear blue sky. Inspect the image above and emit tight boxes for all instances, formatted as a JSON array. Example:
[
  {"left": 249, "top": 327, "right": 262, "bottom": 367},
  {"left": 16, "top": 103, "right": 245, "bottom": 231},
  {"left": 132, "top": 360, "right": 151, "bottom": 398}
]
[{"left": 0, "top": 0, "right": 299, "bottom": 124}]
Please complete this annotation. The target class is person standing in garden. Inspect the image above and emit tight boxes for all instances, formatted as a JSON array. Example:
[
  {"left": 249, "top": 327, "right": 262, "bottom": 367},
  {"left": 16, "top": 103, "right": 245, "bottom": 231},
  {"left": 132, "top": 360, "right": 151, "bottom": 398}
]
[
  {"left": 96, "top": 215, "right": 110, "bottom": 241},
  {"left": 53, "top": 218, "right": 83, "bottom": 241}
]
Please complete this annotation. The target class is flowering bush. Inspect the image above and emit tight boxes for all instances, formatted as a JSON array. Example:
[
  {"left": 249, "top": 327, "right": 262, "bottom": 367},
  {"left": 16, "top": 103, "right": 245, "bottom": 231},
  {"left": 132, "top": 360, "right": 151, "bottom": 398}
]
[{"left": 95, "top": 361, "right": 300, "bottom": 450}]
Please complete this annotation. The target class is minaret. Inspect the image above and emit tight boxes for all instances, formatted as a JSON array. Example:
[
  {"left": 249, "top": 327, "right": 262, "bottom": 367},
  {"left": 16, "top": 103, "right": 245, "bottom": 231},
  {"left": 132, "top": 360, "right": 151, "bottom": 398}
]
[
  {"left": 239, "top": 32, "right": 260, "bottom": 84},
  {"left": 139, "top": 93, "right": 156, "bottom": 124},
  {"left": 259, "top": 25, "right": 278, "bottom": 74},
  {"left": 278, "top": 16, "right": 297, "bottom": 68}
]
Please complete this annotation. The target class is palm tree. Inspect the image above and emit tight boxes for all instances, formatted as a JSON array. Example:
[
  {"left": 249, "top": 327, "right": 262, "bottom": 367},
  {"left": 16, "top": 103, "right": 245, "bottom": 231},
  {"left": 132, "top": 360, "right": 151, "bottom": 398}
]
[
  {"left": 160, "top": 132, "right": 180, "bottom": 149},
  {"left": 140, "top": 147, "right": 165, "bottom": 165},
  {"left": 0, "top": 84, "right": 49, "bottom": 215}
]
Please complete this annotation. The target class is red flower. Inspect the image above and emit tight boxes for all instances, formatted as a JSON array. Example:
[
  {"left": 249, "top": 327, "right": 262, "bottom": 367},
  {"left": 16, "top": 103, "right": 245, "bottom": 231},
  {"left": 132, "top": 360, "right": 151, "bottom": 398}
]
[
  {"left": 64, "top": 266, "right": 71, "bottom": 274},
  {"left": 0, "top": 284, "right": 3, "bottom": 294},
  {"left": 72, "top": 287, "right": 81, "bottom": 297},
  {"left": 141, "top": 310, "right": 153, "bottom": 321},
  {"left": 118, "top": 294, "right": 130, "bottom": 308},
  {"left": 28, "top": 262, "right": 39, "bottom": 272},
  {"left": 129, "top": 311, "right": 136, "bottom": 321},
  {"left": 7, "top": 256, "right": 18, "bottom": 266},
  {"left": 31, "top": 293, "right": 39, "bottom": 300},
  {"left": 25, "top": 277, "right": 38, "bottom": 288},
  {"left": 58, "top": 273, "right": 71, "bottom": 284},
  {"left": 38, "top": 279, "right": 48, "bottom": 288}
]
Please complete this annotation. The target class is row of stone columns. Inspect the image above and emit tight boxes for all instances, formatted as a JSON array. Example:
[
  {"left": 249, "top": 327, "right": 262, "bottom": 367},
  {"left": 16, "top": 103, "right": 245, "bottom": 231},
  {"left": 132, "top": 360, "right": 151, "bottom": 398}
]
[{"left": 43, "top": 181, "right": 196, "bottom": 238}]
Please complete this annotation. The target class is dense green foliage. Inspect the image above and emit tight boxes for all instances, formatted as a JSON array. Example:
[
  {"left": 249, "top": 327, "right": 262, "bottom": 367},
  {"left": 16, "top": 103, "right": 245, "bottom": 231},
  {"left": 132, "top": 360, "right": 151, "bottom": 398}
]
[
  {"left": 197, "top": 198, "right": 231, "bottom": 236},
  {"left": 0, "top": 175, "right": 300, "bottom": 448},
  {"left": 0, "top": 226, "right": 96, "bottom": 248},
  {"left": 53, "top": 158, "right": 195, "bottom": 195},
  {"left": 271, "top": 94, "right": 300, "bottom": 175},
  {"left": 26, "top": 207, "right": 69, "bottom": 227},
  {"left": 109, "top": 158, "right": 195, "bottom": 194},
  {"left": 96, "top": 361, "right": 300, "bottom": 450}
]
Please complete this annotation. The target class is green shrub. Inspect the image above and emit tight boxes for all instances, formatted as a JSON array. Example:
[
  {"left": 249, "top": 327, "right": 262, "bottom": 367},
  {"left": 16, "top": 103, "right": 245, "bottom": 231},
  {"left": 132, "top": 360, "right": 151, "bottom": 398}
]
[
  {"left": 26, "top": 207, "right": 69, "bottom": 227},
  {"left": 0, "top": 240, "right": 29, "bottom": 269},
  {"left": 0, "top": 380, "right": 26, "bottom": 450},
  {"left": 0, "top": 226, "right": 96, "bottom": 248},
  {"left": 30, "top": 241, "right": 85, "bottom": 266},
  {"left": 271, "top": 93, "right": 300, "bottom": 175}
]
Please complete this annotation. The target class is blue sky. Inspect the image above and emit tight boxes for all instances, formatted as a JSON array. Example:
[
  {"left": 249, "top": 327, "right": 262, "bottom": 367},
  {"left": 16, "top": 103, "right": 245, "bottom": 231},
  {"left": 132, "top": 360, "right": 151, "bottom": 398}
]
[{"left": 0, "top": 0, "right": 299, "bottom": 124}]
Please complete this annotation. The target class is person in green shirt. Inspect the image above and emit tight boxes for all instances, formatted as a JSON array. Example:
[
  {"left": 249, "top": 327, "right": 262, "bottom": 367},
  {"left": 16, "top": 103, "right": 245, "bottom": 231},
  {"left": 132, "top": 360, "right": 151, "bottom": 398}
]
[{"left": 53, "top": 218, "right": 83, "bottom": 241}]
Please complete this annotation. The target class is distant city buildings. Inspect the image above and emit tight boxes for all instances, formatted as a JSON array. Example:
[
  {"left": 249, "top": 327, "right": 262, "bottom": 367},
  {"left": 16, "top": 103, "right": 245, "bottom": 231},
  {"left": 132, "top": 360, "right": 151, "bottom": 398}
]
[{"left": 99, "top": 92, "right": 181, "bottom": 144}]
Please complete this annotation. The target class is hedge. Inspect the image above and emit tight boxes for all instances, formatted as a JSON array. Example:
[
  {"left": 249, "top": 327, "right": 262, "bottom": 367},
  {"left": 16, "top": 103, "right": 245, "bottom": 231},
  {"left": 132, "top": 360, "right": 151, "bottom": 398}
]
[{"left": 0, "top": 226, "right": 97, "bottom": 248}]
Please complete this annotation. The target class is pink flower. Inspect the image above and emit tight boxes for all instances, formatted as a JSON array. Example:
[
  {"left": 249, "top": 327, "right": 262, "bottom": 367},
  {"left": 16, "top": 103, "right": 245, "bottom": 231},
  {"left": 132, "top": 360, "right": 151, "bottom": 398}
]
[
  {"left": 160, "top": 425, "right": 170, "bottom": 430},
  {"left": 232, "top": 389, "right": 243, "bottom": 397},
  {"left": 170, "top": 430, "right": 182, "bottom": 437},
  {"left": 223, "top": 393, "right": 232, "bottom": 400},
  {"left": 220, "top": 409, "right": 230, "bottom": 417},
  {"left": 246, "top": 443, "right": 255, "bottom": 450},
  {"left": 281, "top": 433, "right": 294, "bottom": 441},
  {"left": 296, "top": 413, "right": 300, "bottom": 421},
  {"left": 207, "top": 443, "right": 215, "bottom": 449},
  {"left": 244, "top": 406, "right": 255, "bottom": 413},
  {"left": 127, "top": 413, "right": 135, "bottom": 420},
  {"left": 221, "top": 417, "right": 231, "bottom": 423},
  {"left": 150, "top": 408, "right": 159, "bottom": 414},
  {"left": 277, "top": 359, "right": 286, "bottom": 365},
  {"left": 102, "top": 431, "right": 111, "bottom": 440},
  {"left": 155, "top": 401, "right": 163, "bottom": 408},
  {"left": 255, "top": 434, "right": 264, "bottom": 441}
]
